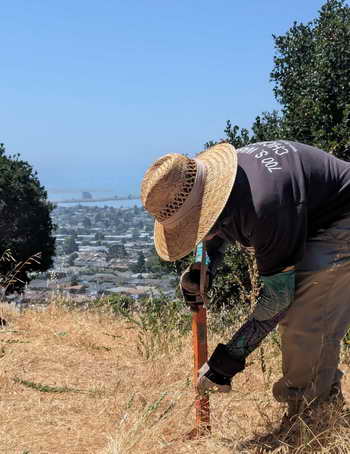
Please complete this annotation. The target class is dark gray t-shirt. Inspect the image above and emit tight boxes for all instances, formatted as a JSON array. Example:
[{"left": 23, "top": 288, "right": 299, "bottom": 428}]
[{"left": 209, "top": 141, "right": 350, "bottom": 276}]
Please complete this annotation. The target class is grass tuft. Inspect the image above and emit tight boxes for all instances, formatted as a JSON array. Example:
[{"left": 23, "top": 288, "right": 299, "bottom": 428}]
[{"left": 14, "top": 377, "right": 82, "bottom": 394}]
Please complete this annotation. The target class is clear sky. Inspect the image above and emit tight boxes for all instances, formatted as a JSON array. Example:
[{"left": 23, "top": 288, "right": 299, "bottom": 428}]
[{"left": 0, "top": 0, "right": 333, "bottom": 195}]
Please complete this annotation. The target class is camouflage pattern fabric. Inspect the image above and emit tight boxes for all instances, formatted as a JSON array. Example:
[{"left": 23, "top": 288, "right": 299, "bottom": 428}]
[{"left": 226, "top": 270, "right": 295, "bottom": 359}]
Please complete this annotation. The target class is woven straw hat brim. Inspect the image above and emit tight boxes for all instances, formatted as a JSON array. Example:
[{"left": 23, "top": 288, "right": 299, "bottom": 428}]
[{"left": 154, "top": 143, "right": 237, "bottom": 261}]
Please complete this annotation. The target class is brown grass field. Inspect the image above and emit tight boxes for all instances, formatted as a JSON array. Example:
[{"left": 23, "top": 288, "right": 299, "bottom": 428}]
[{"left": 1, "top": 303, "right": 350, "bottom": 454}]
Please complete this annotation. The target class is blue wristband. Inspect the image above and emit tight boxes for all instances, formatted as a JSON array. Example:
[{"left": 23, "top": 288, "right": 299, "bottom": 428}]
[{"left": 195, "top": 242, "right": 211, "bottom": 265}]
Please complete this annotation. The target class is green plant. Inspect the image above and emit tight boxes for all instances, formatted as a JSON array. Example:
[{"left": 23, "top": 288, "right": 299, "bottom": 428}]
[
  {"left": 208, "top": 301, "right": 250, "bottom": 334},
  {"left": 341, "top": 327, "right": 350, "bottom": 364},
  {"left": 0, "top": 249, "right": 41, "bottom": 297},
  {"left": 210, "top": 244, "right": 262, "bottom": 311},
  {"left": 14, "top": 377, "right": 82, "bottom": 394},
  {"left": 113, "top": 295, "right": 191, "bottom": 359},
  {"left": 0, "top": 143, "right": 55, "bottom": 293},
  {"left": 109, "top": 294, "right": 135, "bottom": 313}
]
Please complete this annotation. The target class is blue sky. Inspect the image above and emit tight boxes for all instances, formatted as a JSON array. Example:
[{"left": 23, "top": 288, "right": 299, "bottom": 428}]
[{"left": 0, "top": 0, "right": 333, "bottom": 195}]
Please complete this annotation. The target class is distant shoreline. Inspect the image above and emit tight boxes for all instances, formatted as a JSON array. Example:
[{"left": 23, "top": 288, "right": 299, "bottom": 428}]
[
  {"left": 52, "top": 196, "right": 140, "bottom": 204},
  {"left": 51, "top": 198, "right": 143, "bottom": 208}
]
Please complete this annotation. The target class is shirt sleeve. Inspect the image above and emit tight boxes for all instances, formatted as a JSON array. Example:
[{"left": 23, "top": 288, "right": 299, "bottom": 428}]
[
  {"left": 205, "top": 235, "right": 228, "bottom": 275},
  {"left": 252, "top": 203, "right": 307, "bottom": 276},
  {"left": 222, "top": 269, "right": 295, "bottom": 370}
]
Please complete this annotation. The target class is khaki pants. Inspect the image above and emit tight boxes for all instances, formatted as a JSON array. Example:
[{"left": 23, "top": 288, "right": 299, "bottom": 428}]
[{"left": 273, "top": 215, "right": 350, "bottom": 409}]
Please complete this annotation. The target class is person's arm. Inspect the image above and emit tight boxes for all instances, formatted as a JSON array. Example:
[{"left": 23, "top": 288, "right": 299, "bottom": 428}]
[
  {"left": 207, "top": 268, "right": 295, "bottom": 377},
  {"left": 206, "top": 204, "right": 306, "bottom": 378},
  {"left": 206, "top": 234, "right": 228, "bottom": 275}
]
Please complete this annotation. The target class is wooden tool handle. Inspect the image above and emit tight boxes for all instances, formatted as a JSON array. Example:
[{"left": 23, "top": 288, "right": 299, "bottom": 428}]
[
  {"left": 192, "top": 305, "right": 210, "bottom": 430},
  {"left": 192, "top": 241, "right": 210, "bottom": 434}
]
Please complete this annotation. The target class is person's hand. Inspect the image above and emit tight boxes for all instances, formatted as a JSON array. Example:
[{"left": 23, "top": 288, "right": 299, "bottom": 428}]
[
  {"left": 196, "top": 362, "right": 232, "bottom": 394},
  {"left": 180, "top": 263, "right": 212, "bottom": 310}
]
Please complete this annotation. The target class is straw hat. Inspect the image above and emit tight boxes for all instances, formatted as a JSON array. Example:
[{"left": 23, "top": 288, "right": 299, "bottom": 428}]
[{"left": 141, "top": 143, "right": 237, "bottom": 261}]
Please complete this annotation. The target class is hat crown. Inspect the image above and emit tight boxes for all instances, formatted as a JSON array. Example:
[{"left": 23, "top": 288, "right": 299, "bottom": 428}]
[{"left": 141, "top": 154, "right": 197, "bottom": 223}]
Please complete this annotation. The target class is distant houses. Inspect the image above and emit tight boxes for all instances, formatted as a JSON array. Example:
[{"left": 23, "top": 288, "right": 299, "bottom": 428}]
[{"left": 25, "top": 204, "right": 175, "bottom": 303}]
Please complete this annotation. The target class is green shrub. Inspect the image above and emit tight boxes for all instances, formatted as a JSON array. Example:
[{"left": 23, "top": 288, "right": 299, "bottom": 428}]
[
  {"left": 111, "top": 294, "right": 191, "bottom": 359},
  {"left": 210, "top": 244, "right": 261, "bottom": 311}
]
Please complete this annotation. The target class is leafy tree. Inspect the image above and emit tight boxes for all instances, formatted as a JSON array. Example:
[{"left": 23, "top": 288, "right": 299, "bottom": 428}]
[
  {"left": 132, "top": 229, "right": 140, "bottom": 240},
  {"left": 223, "top": 121, "right": 252, "bottom": 148},
  {"left": 0, "top": 144, "right": 55, "bottom": 292},
  {"left": 82, "top": 217, "right": 91, "bottom": 229},
  {"left": 94, "top": 232, "right": 105, "bottom": 241},
  {"left": 205, "top": 121, "right": 252, "bottom": 149},
  {"left": 62, "top": 235, "right": 79, "bottom": 255},
  {"left": 107, "top": 244, "right": 127, "bottom": 259},
  {"left": 271, "top": 0, "right": 350, "bottom": 158},
  {"left": 145, "top": 254, "right": 163, "bottom": 275},
  {"left": 251, "top": 111, "right": 285, "bottom": 142},
  {"left": 131, "top": 251, "right": 146, "bottom": 273},
  {"left": 208, "top": 1, "right": 350, "bottom": 158},
  {"left": 137, "top": 251, "right": 146, "bottom": 273},
  {"left": 94, "top": 212, "right": 103, "bottom": 223},
  {"left": 67, "top": 252, "right": 79, "bottom": 266}
]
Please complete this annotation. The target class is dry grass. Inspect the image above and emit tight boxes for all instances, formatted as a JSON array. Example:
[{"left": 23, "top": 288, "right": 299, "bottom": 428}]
[{"left": 0, "top": 303, "right": 350, "bottom": 454}]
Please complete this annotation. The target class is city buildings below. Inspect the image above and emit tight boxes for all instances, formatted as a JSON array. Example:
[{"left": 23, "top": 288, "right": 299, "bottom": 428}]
[{"left": 24, "top": 204, "right": 176, "bottom": 304}]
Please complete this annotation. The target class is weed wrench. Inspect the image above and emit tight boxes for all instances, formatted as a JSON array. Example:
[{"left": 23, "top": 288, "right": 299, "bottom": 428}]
[{"left": 187, "top": 241, "right": 211, "bottom": 438}]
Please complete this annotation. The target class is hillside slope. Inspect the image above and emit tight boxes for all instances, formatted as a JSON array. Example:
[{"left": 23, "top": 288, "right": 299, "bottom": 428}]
[{"left": 1, "top": 304, "right": 350, "bottom": 453}]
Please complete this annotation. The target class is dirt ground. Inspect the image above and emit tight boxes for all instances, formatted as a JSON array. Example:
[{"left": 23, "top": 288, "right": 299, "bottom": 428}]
[{"left": 1, "top": 304, "right": 350, "bottom": 454}]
